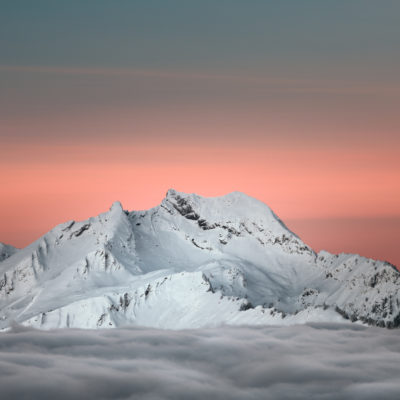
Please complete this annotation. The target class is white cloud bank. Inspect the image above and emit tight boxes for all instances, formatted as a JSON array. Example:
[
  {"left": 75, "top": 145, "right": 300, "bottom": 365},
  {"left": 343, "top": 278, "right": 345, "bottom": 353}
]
[{"left": 0, "top": 323, "right": 400, "bottom": 399}]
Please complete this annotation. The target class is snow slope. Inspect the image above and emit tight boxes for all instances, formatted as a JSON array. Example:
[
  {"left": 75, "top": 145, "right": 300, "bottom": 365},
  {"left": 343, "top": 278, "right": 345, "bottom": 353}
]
[{"left": 0, "top": 189, "right": 399, "bottom": 330}]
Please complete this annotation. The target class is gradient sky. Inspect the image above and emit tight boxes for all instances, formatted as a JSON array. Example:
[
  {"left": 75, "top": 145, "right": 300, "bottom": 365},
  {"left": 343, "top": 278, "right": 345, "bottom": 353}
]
[{"left": 1, "top": 1, "right": 399, "bottom": 266}]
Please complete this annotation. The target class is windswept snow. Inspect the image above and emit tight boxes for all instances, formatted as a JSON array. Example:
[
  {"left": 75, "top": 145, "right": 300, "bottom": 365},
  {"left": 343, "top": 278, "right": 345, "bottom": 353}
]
[{"left": 1, "top": 189, "right": 399, "bottom": 329}]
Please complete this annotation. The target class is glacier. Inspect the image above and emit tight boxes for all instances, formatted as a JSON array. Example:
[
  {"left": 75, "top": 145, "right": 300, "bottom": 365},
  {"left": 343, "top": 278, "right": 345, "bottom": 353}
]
[{"left": 0, "top": 189, "right": 399, "bottom": 330}]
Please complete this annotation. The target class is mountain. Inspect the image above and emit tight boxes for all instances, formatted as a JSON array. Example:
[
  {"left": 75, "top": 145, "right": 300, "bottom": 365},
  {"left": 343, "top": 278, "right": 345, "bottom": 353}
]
[
  {"left": 0, "top": 189, "right": 399, "bottom": 330},
  {"left": 0, "top": 243, "right": 17, "bottom": 262}
]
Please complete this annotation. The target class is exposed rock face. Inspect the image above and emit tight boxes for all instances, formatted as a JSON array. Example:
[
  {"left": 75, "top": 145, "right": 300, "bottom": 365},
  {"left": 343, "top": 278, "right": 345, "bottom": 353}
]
[{"left": 0, "top": 189, "right": 399, "bottom": 330}]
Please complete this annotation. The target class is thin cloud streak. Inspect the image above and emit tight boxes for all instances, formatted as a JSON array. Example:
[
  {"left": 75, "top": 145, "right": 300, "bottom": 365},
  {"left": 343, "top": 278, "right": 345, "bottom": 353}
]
[{"left": 1, "top": 65, "right": 399, "bottom": 95}]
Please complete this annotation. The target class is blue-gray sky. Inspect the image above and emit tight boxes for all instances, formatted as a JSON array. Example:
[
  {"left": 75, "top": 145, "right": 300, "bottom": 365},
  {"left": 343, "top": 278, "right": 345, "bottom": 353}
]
[{"left": 1, "top": 0, "right": 399, "bottom": 79}]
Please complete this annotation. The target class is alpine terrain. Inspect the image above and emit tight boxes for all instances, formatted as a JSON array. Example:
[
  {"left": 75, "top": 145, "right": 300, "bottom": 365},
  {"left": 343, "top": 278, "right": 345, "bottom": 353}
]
[{"left": 0, "top": 189, "right": 399, "bottom": 330}]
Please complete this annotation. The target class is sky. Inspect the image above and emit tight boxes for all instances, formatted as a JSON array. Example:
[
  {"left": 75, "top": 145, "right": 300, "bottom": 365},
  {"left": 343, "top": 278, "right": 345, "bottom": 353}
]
[{"left": 0, "top": 1, "right": 399, "bottom": 266}]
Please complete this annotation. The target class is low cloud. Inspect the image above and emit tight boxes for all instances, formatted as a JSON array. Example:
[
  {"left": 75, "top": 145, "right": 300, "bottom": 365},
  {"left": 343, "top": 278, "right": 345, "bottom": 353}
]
[{"left": 0, "top": 323, "right": 399, "bottom": 399}]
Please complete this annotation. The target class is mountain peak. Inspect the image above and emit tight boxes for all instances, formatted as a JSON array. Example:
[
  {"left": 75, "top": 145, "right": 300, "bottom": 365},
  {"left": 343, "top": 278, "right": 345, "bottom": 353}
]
[
  {"left": 165, "top": 188, "right": 256, "bottom": 202},
  {"left": 165, "top": 188, "right": 178, "bottom": 198},
  {"left": 109, "top": 201, "right": 123, "bottom": 212},
  {"left": 161, "top": 189, "right": 294, "bottom": 240}
]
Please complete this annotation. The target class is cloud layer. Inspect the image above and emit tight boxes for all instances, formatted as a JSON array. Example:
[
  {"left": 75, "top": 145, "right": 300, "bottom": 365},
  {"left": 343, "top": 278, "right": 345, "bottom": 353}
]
[{"left": 0, "top": 323, "right": 400, "bottom": 399}]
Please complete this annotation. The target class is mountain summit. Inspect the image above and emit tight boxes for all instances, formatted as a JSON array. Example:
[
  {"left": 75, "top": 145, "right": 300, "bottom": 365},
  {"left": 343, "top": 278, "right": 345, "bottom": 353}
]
[{"left": 1, "top": 190, "right": 399, "bottom": 329}]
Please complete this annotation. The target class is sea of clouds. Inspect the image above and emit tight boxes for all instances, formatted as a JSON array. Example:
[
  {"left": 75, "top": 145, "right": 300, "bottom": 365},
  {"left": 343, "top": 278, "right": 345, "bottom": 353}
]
[{"left": 0, "top": 323, "right": 399, "bottom": 399}]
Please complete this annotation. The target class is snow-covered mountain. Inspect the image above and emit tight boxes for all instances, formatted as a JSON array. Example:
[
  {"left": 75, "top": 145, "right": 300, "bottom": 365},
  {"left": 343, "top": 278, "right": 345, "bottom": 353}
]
[
  {"left": 0, "top": 189, "right": 399, "bottom": 330},
  {"left": 0, "top": 243, "right": 17, "bottom": 262}
]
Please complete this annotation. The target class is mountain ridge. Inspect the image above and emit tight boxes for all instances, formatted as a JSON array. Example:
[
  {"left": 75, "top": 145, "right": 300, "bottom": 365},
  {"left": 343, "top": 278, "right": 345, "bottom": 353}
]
[{"left": 1, "top": 189, "right": 399, "bottom": 330}]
